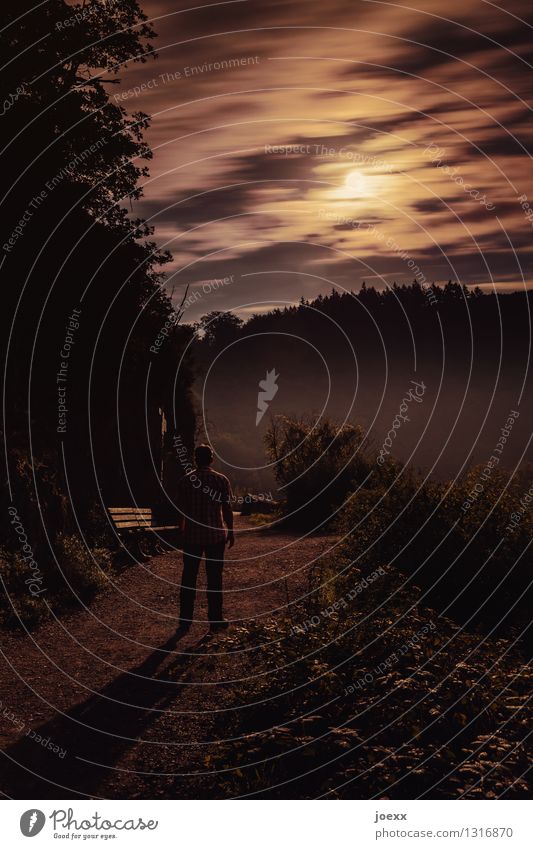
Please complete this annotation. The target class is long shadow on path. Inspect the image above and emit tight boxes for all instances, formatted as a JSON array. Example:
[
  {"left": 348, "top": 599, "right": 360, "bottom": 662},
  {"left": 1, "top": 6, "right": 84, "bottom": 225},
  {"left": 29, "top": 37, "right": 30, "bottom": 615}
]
[{"left": 0, "top": 632, "right": 213, "bottom": 799}]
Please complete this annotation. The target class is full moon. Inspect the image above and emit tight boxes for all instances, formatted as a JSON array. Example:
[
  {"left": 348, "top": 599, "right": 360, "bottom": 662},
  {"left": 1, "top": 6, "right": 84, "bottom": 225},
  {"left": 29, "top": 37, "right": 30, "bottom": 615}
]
[
  {"left": 329, "top": 168, "right": 370, "bottom": 200},
  {"left": 344, "top": 169, "right": 368, "bottom": 195}
]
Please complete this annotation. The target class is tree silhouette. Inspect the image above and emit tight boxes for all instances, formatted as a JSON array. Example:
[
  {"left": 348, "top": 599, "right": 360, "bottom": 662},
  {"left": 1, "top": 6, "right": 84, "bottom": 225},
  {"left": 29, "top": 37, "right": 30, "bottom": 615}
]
[{"left": 1, "top": 1, "right": 194, "bottom": 577}]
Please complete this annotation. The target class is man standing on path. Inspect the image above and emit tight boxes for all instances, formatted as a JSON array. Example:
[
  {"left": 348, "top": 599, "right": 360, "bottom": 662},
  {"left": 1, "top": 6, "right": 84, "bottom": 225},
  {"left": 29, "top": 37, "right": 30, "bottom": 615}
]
[{"left": 176, "top": 444, "right": 235, "bottom": 633}]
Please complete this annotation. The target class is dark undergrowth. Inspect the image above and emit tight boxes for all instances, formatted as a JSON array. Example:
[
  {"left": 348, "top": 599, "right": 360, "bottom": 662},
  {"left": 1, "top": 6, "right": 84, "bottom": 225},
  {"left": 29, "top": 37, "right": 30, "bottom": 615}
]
[{"left": 207, "top": 560, "right": 532, "bottom": 799}]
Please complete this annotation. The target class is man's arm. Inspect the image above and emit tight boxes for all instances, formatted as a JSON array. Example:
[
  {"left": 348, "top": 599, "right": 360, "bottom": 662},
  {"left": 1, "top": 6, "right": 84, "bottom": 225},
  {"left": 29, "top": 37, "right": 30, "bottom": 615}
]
[{"left": 222, "top": 479, "right": 234, "bottom": 548}]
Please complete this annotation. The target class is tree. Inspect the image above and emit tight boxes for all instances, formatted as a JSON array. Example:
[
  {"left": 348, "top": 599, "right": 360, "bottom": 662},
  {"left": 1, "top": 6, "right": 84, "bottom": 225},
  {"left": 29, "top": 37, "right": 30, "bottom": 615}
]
[
  {"left": 198, "top": 311, "right": 243, "bottom": 348},
  {"left": 265, "top": 415, "right": 371, "bottom": 529},
  {"left": 0, "top": 1, "right": 195, "bottom": 572}
]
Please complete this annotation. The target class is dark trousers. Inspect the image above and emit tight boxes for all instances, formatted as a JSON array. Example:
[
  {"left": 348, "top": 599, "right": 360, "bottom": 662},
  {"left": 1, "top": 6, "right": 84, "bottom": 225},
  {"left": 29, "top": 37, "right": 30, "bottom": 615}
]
[{"left": 179, "top": 543, "right": 225, "bottom": 625}]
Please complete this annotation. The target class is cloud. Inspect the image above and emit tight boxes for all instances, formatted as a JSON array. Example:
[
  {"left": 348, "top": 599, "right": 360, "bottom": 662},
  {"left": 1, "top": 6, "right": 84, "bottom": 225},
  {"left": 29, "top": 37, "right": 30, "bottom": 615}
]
[{"left": 118, "top": 0, "right": 533, "bottom": 304}]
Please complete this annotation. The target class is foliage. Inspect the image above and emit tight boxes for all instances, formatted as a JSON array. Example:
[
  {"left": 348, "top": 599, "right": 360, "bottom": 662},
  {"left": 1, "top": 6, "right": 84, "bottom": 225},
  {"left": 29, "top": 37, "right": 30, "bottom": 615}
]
[
  {"left": 1, "top": 0, "right": 196, "bottom": 627},
  {"left": 197, "top": 311, "right": 244, "bottom": 349},
  {"left": 192, "top": 282, "right": 531, "bottom": 352},
  {"left": 265, "top": 415, "right": 372, "bottom": 528},
  {"left": 264, "top": 413, "right": 531, "bottom": 630},
  {"left": 0, "top": 535, "right": 114, "bottom": 628},
  {"left": 334, "top": 463, "right": 533, "bottom": 631},
  {"left": 208, "top": 575, "right": 531, "bottom": 798}
]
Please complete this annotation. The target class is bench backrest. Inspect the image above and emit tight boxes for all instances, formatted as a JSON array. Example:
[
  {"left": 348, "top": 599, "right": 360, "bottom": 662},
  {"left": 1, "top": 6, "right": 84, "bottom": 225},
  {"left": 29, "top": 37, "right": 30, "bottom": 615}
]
[{"left": 107, "top": 506, "right": 153, "bottom": 530}]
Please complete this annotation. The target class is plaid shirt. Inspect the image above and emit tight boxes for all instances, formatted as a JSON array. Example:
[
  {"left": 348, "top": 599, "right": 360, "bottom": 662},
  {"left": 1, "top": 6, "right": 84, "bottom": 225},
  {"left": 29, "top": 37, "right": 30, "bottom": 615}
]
[{"left": 177, "top": 468, "right": 233, "bottom": 546}]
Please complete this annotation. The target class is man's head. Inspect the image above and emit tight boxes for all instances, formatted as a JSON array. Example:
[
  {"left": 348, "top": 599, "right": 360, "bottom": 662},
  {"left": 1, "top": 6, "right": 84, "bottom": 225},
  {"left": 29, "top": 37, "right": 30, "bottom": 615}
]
[{"left": 195, "top": 443, "right": 213, "bottom": 468}]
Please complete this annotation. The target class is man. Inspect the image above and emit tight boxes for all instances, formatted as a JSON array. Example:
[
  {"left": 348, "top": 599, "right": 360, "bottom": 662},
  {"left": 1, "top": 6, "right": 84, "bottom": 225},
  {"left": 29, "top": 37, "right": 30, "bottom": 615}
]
[{"left": 176, "top": 444, "right": 235, "bottom": 633}]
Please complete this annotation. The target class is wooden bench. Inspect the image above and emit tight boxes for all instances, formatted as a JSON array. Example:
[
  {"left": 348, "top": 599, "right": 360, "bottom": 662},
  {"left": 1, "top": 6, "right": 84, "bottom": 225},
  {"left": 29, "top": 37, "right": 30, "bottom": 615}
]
[{"left": 107, "top": 506, "right": 181, "bottom": 555}]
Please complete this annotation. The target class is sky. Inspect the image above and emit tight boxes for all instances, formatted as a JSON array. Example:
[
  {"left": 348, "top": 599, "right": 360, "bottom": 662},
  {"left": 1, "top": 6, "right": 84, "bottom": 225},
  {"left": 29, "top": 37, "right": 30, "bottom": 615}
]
[{"left": 112, "top": 0, "right": 533, "bottom": 320}]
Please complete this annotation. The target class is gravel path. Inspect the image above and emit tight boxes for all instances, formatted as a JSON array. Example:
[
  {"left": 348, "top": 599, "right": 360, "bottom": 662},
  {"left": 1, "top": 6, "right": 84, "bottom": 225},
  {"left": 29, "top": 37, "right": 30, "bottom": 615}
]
[{"left": 0, "top": 517, "right": 335, "bottom": 798}]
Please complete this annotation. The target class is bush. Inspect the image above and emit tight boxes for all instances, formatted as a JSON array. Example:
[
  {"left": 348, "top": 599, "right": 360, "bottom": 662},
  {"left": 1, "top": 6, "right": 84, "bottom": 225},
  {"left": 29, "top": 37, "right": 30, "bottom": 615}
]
[
  {"left": 0, "top": 534, "right": 113, "bottom": 629},
  {"left": 53, "top": 533, "right": 113, "bottom": 600},
  {"left": 335, "top": 463, "right": 533, "bottom": 631},
  {"left": 264, "top": 414, "right": 532, "bottom": 630},
  {"left": 265, "top": 415, "right": 373, "bottom": 529}
]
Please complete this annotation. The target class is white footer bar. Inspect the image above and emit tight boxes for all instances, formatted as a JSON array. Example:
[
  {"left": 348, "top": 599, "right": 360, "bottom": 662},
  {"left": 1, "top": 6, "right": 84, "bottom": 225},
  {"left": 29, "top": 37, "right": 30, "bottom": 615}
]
[{"left": 4, "top": 799, "right": 532, "bottom": 848}]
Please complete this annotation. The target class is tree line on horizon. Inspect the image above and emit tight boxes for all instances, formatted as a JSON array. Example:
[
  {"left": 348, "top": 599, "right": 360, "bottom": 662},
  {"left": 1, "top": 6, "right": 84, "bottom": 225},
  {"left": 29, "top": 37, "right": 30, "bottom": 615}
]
[{"left": 193, "top": 279, "right": 532, "bottom": 359}]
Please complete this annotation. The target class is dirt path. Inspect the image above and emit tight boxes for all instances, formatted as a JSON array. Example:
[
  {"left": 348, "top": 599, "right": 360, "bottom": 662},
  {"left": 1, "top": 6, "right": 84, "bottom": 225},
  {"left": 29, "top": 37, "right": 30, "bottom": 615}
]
[{"left": 0, "top": 518, "right": 335, "bottom": 798}]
